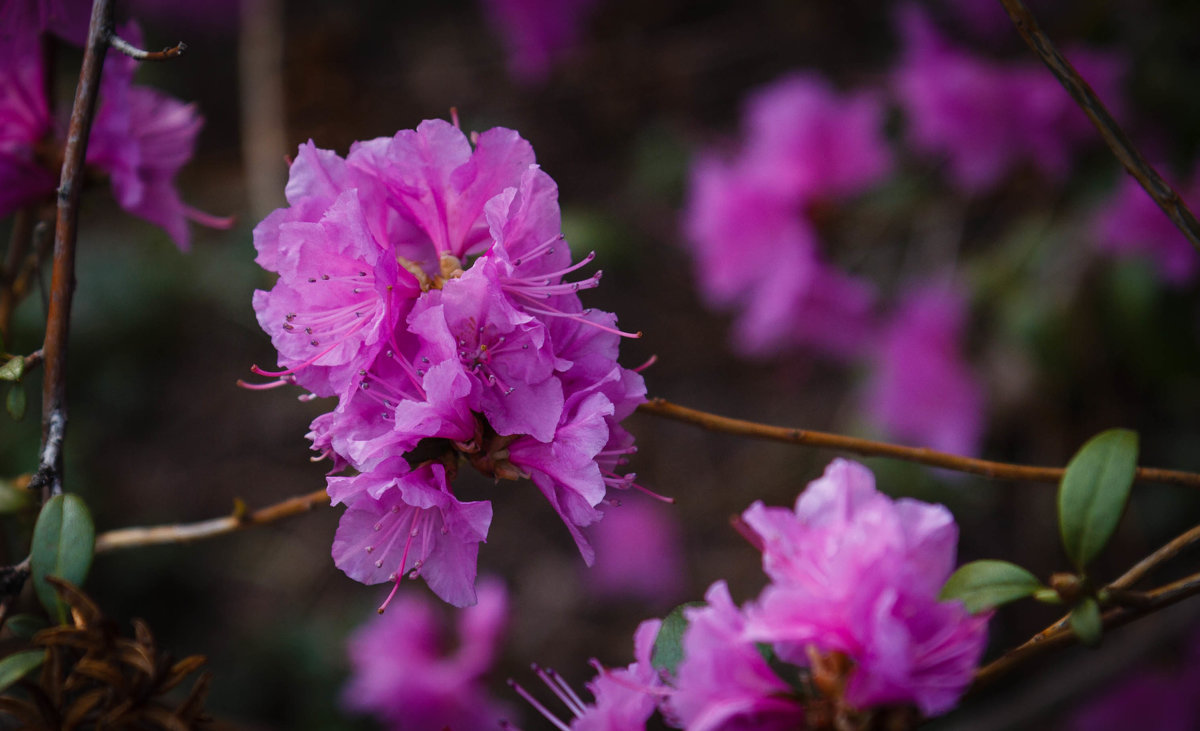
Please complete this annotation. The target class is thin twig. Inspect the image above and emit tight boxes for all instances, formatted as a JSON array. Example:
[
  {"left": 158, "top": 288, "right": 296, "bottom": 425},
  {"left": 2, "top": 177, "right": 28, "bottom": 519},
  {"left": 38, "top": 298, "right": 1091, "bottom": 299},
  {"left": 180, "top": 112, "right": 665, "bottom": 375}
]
[
  {"left": 108, "top": 33, "right": 186, "bottom": 61},
  {"left": 973, "top": 570, "right": 1200, "bottom": 688},
  {"left": 636, "top": 398, "right": 1200, "bottom": 488},
  {"left": 1109, "top": 521, "right": 1200, "bottom": 591},
  {"left": 0, "top": 209, "right": 34, "bottom": 340},
  {"left": 998, "top": 0, "right": 1200, "bottom": 254},
  {"left": 94, "top": 489, "right": 330, "bottom": 553},
  {"left": 35, "top": 0, "right": 113, "bottom": 500}
]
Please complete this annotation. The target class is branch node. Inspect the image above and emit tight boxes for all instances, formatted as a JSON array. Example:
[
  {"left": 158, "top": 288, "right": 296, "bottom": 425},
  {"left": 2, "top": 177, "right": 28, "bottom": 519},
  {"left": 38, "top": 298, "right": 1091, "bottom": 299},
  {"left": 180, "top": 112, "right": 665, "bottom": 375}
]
[{"left": 109, "top": 33, "right": 187, "bottom": 61}]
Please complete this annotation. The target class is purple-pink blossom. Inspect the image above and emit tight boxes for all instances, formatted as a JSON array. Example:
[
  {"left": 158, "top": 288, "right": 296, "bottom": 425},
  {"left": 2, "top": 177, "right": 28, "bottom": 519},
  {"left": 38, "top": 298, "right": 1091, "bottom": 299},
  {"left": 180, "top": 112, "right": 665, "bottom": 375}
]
[
  {"left": 893, "top": 4, "right": 1125, "bottom": 192},
  {"left": 1092, "top": 170, "right": 1200, "bottom": 285},
  {"left": 586, "top": 496, "right": 685, "bottom": 606},
  {"left": 665, "top": 581, "right": 806, "bottom": 731},
  {"left": 250, "top": 118, "right": 645, "bottom": 608},
  {"left": 343, "top": 577, "right": 513, "bottom": 731},
  {"left": 479, "top": 0, "right": 600, "bottom": 83},
  {"left": 861, "top": 284, "right": 986, "bottom": 456},
  {"left": 0, "top": 16, "right": 225, "bottom": 246},
  {"left": 509, "top": 618, "right": 665, "bottom": 731},
  {"left": 741, "top": 459, "right": 989, "bottom": 716},
  {"left": 682, "top": 73, "right": 889, "bottom": 357}
]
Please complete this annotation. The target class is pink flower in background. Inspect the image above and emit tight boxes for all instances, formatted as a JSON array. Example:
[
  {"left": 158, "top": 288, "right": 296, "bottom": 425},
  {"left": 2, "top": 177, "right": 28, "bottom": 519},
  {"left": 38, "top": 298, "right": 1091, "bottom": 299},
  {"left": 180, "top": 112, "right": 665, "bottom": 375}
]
[
  {"left": 480, "top": 0, "right": 600, "bottom": 83},
  {"left": 741, "top": 459, "right": 988, "bottom": 716},
  {"left": 510, "top": 618, "right": 665, "bottom": 731},
  {"left": 343, "top": 578, "right": 512, "bottom": 731},
  {"left": 862, "top": 285, "right": 985, "bottom": 456},
  {"left": 251, "top": 119, "right": 645, "bottom": 607},
  {"left": 0, "top": 0, "right": 88, "bottom": 45},
  {"left": 1067, "top": 633, "right": 1200, "bottom": 731},
  {"left": 665, "top": 581, "right": 806, "bottom": 731},
  {"left": 894, "top": 4, "right": 1125, "bottom": 192},
  {"left": 86, "top": 23, "right": 231, "bottom": 250},
  {"left": 586, "top": 496, "right": 685, "bottom": 606},
  {"left": 1093, "top": 171, "right": 1200, "bottom": 285},
  {"left": 682, "top": 73, "right": 889, "bottom": 357},
  {"left": 0, "top": 18, "right": 55, "bottom": 218}
]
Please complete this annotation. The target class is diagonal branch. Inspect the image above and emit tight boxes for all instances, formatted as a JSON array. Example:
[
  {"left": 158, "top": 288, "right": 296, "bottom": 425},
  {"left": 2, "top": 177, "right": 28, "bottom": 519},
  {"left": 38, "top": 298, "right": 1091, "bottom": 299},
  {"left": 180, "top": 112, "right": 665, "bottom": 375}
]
[
  {"left": 636, "top": 398, "right": 1200, "bottom": 488},
  {"left": 972, "top": 569, "right": 1200, "bottom": 689},
  {"left": 997, "top": 0, "right": 1200, "bottom": 254},
  {"left": 94, "top": 489, "right": 330, "bottom": 553}
]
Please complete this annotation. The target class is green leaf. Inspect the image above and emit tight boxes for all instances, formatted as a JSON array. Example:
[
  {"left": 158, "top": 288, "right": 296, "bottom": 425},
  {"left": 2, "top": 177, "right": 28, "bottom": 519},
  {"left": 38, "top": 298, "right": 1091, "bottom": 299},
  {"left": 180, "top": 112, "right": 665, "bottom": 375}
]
[
  {"left": 5, "top": 614, "right": 47, "bottom": 640},
  {"left": 0, "top": 356, "right": 23, "bottom": 382},
  {"left": 1058, "top": 429, "right": 1139, "bottom": 570},
  {"left": 940, "top": 560, "right": 1044, "bottom": 613},
  {"left": 0, "top": 650, "right": 45, "bottom": 694},
  {"left": 30, "top": 494, "right": 95, "bottom": 624},
  {"left": 1070, "top": 596, "right": 1102, "bottom": 646},
  {"left": 651, "top": 602, "right": 703, "bottom": 675},
  {"left": 5, "top": 385, "right": 25, "bottom": 421}
]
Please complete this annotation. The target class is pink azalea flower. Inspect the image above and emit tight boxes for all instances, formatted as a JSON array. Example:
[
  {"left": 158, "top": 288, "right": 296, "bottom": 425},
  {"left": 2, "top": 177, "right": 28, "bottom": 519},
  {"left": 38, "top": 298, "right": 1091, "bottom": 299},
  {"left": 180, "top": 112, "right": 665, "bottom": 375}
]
[
  {"left": 681, "top": 73, "right": 888, "bottom": 357},
  {"left": 665, "top": 581, "right": 806, "bottom": 731},
  {"left": 741, "top": 459, "right": 989, "bottom": 716},
  {"left": 861, "top": 284, "right": 986, "bottom": 456},
  {"left": 479, "top": 0, "right": 600, "bottom": 83},
  {"left": 1092, "top": 170, "right": 1200, "bottom": 285},
  {"left": 330, "top": 460, "right": 493, "bottom": 608},
  {"left": 0, "top": 12, "right": 56, "bottom": 218},
  {"left": 0, "top": 0, "right": 88, "bottom": 45},
  {"left": 85, "top": 24, "right": 232, "bottom": 250},
  {"left": 251, "top": 119, "right": 644, "bottom": 606},
  {"left": 508, "top": 618, "right": 665, "bottom": 731},
  {"left": 893, "top": 5, "right": 1125, "bottom": 192},
  {"left": 586, "top": 497, "right": 685, "bottom": 606},
  {"left": 343, "top": 577, "right": 512, "bottom": 730}
]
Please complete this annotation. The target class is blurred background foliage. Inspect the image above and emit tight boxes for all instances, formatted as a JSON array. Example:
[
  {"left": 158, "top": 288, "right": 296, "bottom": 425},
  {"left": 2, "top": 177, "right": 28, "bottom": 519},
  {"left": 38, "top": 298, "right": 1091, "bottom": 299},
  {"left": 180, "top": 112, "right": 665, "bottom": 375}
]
[{"left": 3, "top": 0, "right": 1200, "bottom": 728}]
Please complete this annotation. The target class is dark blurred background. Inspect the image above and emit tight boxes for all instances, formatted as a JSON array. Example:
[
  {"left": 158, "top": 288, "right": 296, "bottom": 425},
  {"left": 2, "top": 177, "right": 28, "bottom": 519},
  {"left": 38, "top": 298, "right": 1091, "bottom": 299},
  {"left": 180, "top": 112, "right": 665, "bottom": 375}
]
[{"left": 3, "top": 0, "right": 1200, "bottom": 728}]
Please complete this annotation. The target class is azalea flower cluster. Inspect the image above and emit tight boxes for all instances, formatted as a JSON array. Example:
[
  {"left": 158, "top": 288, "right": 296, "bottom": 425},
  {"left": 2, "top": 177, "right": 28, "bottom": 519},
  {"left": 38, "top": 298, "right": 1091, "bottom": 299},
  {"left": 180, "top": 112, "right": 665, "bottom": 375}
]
[
  {"left": 343, "top": 579, "right": 514, "bottom": 730},
  {"left": 0, "top": 1, "right": 225, "bottom": 249},
  {"left": 515, "top": 459, "right": 989, "bottom": 729},
  {"left": 681, "top": 5, "right": 1133, "bottom": 456},
  {"left": 250, "top": 119, "right": 646, "bottom": 608}
]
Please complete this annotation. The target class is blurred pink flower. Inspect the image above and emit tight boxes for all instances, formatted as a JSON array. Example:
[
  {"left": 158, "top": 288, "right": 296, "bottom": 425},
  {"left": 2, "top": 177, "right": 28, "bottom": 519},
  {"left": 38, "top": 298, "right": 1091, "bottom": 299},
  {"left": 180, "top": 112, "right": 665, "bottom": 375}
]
[
  {"left": 480, "top": 0, "right": 600, "bottom": 83},
  {"left": 1068, "top": 633, "right": 1200, "bottom": 731},
  {"left": 343, "top": 578, "right": 512, "bottom": 731},
  {"left": 862, "top": 284, "right": 985, "bottom": 456},
  {"left": 894, "top": 4, "right": 1124, "bottom": 192},
  {"left": 1093, "top": 170, "right": 1200, "bottom": 285},
  {"left": 0, "top": 16, "right": 55, "bottom": 218},
  {"left": 586, "top": 496, "right": 684, "bottom": 606},
  {"left": 511, "top": 618, "right": 665, "bottom": 731},
  {"left": 665, "top": 581, "right": 806, "bottom": 731},
  {"left": 87, "top": 23, "right": 231, "bottom": 250},
  {"left": 741, "top": 459, "right": 989, "bottom": 716},
  {"left": 682, "top": 73, "right": 889, "bottom": 357},
  {"left": 0, "top": 0, "right": 88, "bottom": 45}
]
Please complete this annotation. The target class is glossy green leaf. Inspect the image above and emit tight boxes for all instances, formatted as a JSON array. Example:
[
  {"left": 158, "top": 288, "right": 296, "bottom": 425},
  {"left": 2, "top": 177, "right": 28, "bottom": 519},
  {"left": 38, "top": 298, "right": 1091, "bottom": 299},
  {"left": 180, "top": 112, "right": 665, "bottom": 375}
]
[
  {"left": 5, "top": 614, "right": 47, "bottom": 640},
  {"left": 5, "top": 385, "right": 25, "bottom": 421},
  {"left": 30, "top": 494, "right": 95, "bottom": 624},
  {"left": 0, "top": 650, "right": 44, "bottom": 694},
  {"left": 651, "top": 602, "right": 703, "bottom": 675},
  {"left": 940, "top": 560, "right": 1044, "bottom": 613},
  {"left": 0, "top": 356, "right": 23, "bottom": 382},
  {"left": 1058, "top": 429, "right": 1139, "bottom": 570},
  {"left": 1070, "top": 596, "right": 1102, "bottom": 646}
]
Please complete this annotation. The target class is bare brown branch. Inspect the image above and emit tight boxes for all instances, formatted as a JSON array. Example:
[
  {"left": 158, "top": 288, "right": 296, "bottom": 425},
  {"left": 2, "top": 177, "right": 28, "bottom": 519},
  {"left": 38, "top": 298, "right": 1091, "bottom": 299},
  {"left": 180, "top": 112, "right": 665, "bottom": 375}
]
[
  {"left": 94, "top": 489, "right": 330, "bottom": 553},
  {"left": 636, "top": 398, "right": 1200, "bottom": 488},
  {"left": 108, "top": 33, "right": 187, "bottom": 61},
  {"left": 998, "top": 0, "right": 1200, "bottom": 254}
]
